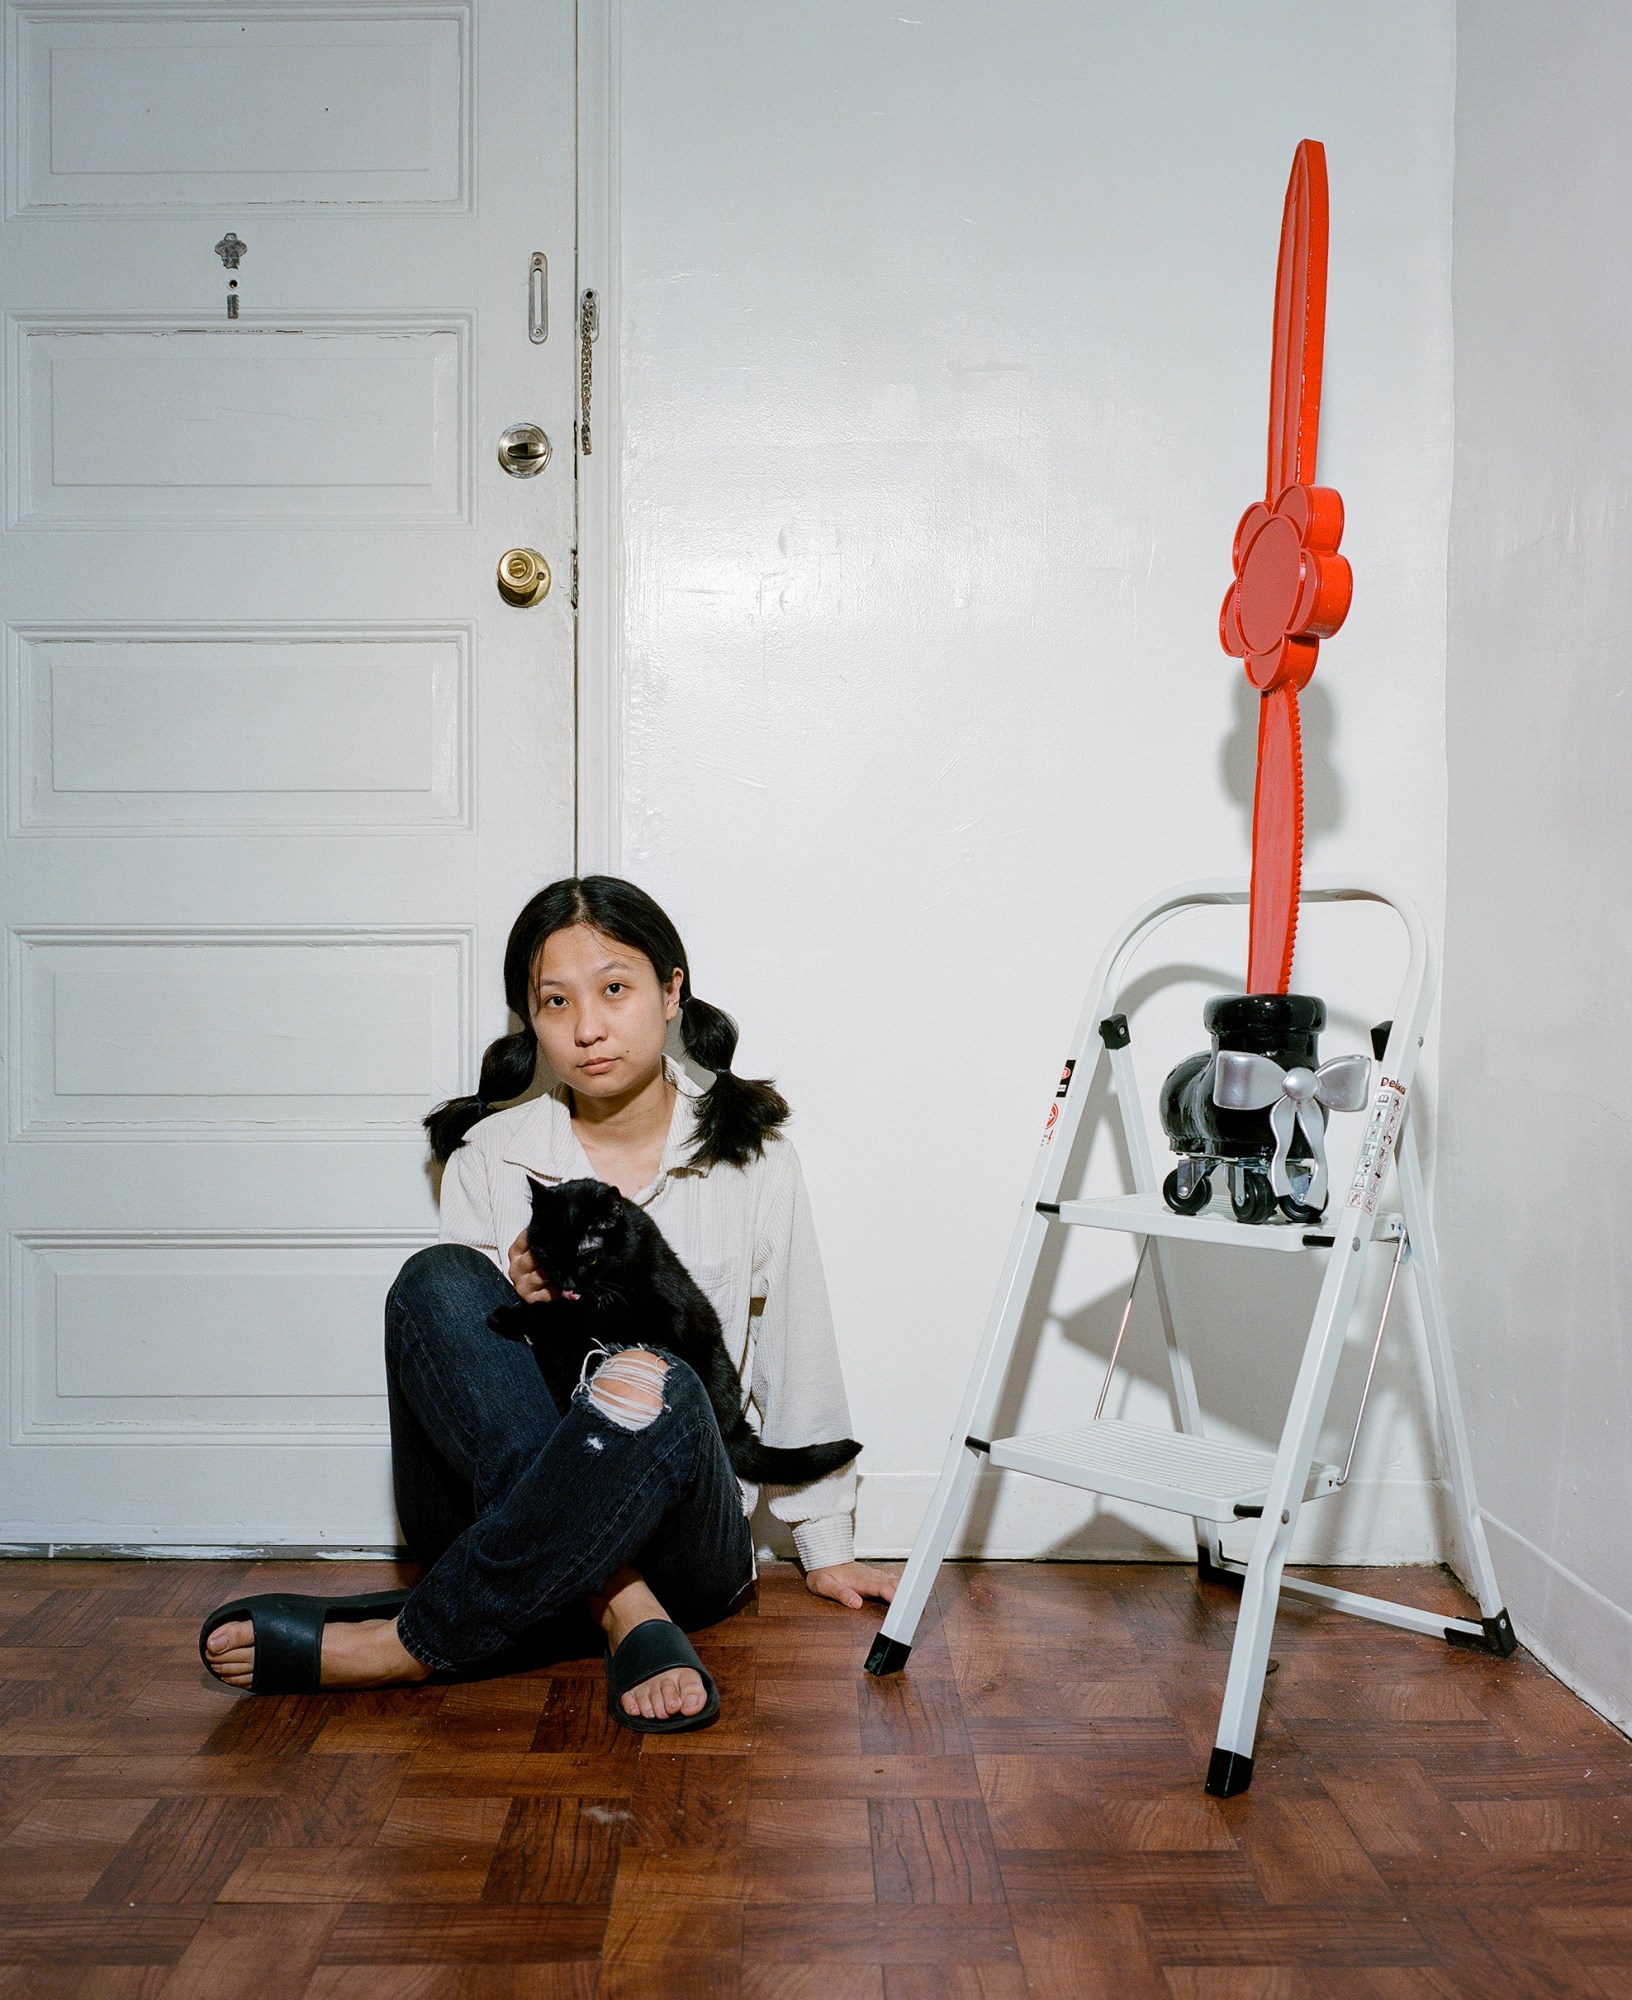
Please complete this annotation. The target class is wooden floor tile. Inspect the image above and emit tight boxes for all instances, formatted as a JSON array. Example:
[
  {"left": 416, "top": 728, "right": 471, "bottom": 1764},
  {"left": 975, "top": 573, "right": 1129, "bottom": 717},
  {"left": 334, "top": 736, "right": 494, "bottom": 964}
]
[
  {"left": 481, "top": 1797, "right": 625, "bottom": 1903},
  {"left": 0, "top": 1967, "right": 174, "bottom": 1998},
  {"left": 597, "top": 1851, "right": 746, "bottom": 1997},
  {"left": 883, "top": 1968, "right": 1031, "bottom": 1999},
  {"left": 739, "top": 1970, "right": 884, "bottom": 2000},
  {"left": 621, "top": 1749, "right": 748, "bottom": 1854},
  {"left": 217, "top": 1841, "right": 496, "bottom": 1904},
  {"left": 1008, "top": 1897, "right": 1168, "bottom": 2000},
  {"left": 740, "top": 1904, "right": 1019, "bottom": 1966},
  {"left": 375, "top": 1794, "right": 515, "bottom": 1848},
  {"left": 0, "top": 1904, "right": 205, "bottom": 1965},
  {"left": 1163, "top": 1972, "right": 1320, "bottom": 1998},
  {"left": 84, "top": 1795, "right": 270, "bottom": 1905},
  {"left": 746, "top": 1839, "right": 877, "bottom": 1904},
  {"left": 318, "top": 1902, "right": 606, "bottom": 1964},
  {"left": 0, "top": 1556, "right": 1621, "bottom": 1996},
  {"left": 303, "top": 1969, "right": 597, "bottom": 1999},
  {"left": 859, "top": 1676, "right": 973, "bottom": 1756},
  {"left": 748, "top": 1752, "right": 984, "bottom": 1801},
  {"left": 868, "top": 1795, "right": 1006, "bottom": 1903},
  {"left": 1228, "top": 1795, "right": 1395, "bottom": 1906},
  {"left": 248, "top": 1749, "right": 410, "bottom": 1848},
  {"left": 156, "top": 1901, "right": 340, "bottom": 1999}
]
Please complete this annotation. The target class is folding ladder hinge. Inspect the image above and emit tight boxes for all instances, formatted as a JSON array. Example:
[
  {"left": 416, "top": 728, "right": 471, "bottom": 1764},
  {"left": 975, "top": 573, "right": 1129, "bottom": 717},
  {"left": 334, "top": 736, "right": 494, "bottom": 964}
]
[
  {"left": 1445, "top": 1607, "right": 1518, "bottom": 1657},
  {"left": 964, "top": 1435, "right": 991, "bottom": 1455},
  {"left": 1099, "top": 1013, "right": 1131, "bottom": 1049}
]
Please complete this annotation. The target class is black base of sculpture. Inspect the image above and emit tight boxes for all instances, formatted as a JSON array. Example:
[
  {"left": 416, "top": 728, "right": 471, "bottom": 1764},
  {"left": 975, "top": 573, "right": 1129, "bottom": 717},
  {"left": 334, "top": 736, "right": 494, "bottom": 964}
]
[{"left": 1159, "top": 993, "right": 1327, "bottom": 1224}]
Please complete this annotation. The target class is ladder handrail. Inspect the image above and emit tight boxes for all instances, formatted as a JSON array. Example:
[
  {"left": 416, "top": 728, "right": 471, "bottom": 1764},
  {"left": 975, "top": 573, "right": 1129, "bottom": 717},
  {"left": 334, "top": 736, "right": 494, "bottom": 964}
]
[{"left": 1079, "top": 875, "right": 1436, "bottom": 1097}]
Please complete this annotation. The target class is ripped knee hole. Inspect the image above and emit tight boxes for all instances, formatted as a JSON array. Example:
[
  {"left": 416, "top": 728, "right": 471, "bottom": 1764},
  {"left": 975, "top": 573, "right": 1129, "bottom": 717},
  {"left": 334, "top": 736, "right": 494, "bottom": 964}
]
[{"left": 582, "top": 1348, "right": 670, "bottom": 1431}]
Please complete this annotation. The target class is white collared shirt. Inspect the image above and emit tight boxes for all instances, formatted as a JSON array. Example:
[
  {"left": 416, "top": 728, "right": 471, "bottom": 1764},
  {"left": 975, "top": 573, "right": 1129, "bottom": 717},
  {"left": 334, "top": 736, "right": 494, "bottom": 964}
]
[{"left": 435, "top": 1057, "right": 857, "bottom": 1571}]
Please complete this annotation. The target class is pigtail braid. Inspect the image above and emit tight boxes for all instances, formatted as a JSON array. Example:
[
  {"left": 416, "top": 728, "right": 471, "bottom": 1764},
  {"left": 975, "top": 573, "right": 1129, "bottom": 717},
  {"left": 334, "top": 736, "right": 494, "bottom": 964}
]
[
  {"left": 680, "top": 991, "right": 789, "bottom": 1168},
  {"left": 424, "top": 1025, "right": 538, "bottom": 1163}
]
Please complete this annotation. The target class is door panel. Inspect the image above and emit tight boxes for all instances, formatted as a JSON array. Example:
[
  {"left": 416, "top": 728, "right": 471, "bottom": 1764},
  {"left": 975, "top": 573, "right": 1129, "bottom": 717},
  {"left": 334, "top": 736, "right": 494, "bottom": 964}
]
[
  {"left": 0, "top": 0, "right": 576, "bottom": 1545},
  {"left": 11, "top": 11, "right": 469, "bottom": 213},
  {"left": 13, "top": 626, "right": 469, "bottom": 832},
  {"left": 13, "top": 320, "right": 470, "bottom": 527}
]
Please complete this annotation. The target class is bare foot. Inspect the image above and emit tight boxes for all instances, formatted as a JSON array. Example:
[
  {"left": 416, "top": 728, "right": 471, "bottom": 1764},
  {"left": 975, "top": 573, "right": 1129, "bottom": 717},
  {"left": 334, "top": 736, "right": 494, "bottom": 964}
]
[
  {"left": 587, "top": 1565, "right": 708, "bottom": 1722},
  {"left": 204, "top": 1613, "right": 434, "bottom": 1691}
]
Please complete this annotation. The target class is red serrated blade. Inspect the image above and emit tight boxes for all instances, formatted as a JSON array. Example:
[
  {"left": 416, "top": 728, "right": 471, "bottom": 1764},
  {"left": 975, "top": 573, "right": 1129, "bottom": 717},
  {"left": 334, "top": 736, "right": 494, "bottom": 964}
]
[
  {"left": 1268, "top": 140, "right": 1329, "bottom": 499},
  {"left": 1247, "top": 686, "right": 1304, "bottom": 994},
  {"left": 1218, "top": 139, "right": 1345, "bottom": 996}
]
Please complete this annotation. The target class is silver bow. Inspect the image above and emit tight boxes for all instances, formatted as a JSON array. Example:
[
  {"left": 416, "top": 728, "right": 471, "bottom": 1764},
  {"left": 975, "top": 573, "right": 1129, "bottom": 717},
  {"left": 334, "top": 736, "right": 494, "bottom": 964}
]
[{"left": 1212, "top": 1052, "right": 1371, "bottom": 1208}]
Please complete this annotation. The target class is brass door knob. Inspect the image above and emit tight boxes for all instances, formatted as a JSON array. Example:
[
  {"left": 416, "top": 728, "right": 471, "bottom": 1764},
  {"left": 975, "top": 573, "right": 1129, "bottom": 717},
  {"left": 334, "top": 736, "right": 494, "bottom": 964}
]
[{"left": 497, "top": 548, "right": 550, "bottom": 606}]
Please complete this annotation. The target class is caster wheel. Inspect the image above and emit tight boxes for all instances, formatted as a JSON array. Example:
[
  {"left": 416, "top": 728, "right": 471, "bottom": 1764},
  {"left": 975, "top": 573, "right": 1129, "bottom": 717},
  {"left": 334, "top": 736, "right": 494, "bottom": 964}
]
[
  {"left": 1278, "top": 1195, "right": 1323, "bottom": 1224},
  {"left": 1163, "top": 1166, "right": 1213, "bottom": 1216},
  {"left": 1230, "top": 1167, "right": 1276, "bottom": 1226}
]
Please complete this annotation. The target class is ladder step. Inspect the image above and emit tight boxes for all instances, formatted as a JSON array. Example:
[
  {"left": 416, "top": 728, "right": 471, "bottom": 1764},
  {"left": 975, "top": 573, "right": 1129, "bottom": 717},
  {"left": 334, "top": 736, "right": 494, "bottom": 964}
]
[
  {"left": 986, "top": 1419, "right": 1341, "bottom": 1521},
  {"left": 1043, "top": 1190, "right": 1403, "bottom": 1253}
]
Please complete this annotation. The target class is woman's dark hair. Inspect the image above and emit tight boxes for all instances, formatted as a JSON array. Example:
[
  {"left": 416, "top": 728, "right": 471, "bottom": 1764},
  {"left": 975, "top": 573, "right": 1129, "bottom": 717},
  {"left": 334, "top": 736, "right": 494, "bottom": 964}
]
[{"left": 424, "top": 874, "right": 790, "bottom": 1168}]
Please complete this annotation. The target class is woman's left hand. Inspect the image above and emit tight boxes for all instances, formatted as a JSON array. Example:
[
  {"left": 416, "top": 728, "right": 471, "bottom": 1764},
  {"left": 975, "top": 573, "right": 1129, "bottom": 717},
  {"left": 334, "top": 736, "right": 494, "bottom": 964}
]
[{"left": 804, "top": 1560, "right": 897, "bottom": 1609}]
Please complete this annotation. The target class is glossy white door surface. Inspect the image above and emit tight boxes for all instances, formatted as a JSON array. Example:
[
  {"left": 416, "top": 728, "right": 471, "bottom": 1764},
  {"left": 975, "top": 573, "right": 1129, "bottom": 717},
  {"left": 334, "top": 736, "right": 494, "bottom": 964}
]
[{"left": 0, "top": 0, "right": 577, "bottom": 1545}]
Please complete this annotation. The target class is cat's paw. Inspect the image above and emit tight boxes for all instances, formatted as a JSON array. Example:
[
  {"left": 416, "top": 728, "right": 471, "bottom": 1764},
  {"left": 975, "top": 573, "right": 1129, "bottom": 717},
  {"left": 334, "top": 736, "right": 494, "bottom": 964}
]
[{"left": 486, "top": 1303, "right": 537, "bottom": 1340}]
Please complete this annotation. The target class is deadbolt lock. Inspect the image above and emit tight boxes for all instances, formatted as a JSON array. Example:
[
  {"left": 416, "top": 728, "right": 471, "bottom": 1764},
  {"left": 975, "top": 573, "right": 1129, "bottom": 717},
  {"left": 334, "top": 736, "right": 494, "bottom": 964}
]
[
  {"left": 497, "top": 548, "right": 551, "bottom": 606},
  {"left": 497, "top": 424, "right": 552, "bottom": 477}
]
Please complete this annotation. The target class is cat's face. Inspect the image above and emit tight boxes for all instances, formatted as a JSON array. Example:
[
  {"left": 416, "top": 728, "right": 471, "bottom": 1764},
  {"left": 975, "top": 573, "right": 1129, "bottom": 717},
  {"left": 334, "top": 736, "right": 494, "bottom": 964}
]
[{"left": 524, "top": 1176, "right": 637, "bottom": 1300}]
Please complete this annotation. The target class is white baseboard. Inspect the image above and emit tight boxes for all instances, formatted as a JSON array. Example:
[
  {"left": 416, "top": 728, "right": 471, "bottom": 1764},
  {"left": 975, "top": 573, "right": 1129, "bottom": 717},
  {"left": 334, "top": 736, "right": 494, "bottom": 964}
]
[
  {"left": 1480, "top": 1512, "right": 1632, "bottom": 1737},
  {"left": 0, "top": 1542, "right": 407, "bottom": 1561}
]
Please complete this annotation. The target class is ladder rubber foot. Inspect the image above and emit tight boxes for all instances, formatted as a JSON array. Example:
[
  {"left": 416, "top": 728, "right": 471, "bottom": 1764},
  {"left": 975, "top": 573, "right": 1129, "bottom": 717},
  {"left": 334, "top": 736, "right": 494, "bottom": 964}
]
[
  {"left": 863, "top": 1634, "right": 912, "bottom": 1677},
  {"left": 1197, "top": 1545, "right": 1241, "bottom": 1588},
  {"left": 1445, "top": 1607, "right": 1518, "bottom": 1658},
  {"left": 1205, "top": 1747, "right": 1254, "bottom": 1798}
]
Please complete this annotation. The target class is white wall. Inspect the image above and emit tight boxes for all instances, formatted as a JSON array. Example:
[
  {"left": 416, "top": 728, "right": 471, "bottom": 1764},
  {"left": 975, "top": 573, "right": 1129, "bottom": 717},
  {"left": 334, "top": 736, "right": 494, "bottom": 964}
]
[
  {"left": 615, "top": 2, "right": 1459, "bottom": 1560},
  {"left": 1441, "top": 2, "right": 1632, "bottom": 1729}
]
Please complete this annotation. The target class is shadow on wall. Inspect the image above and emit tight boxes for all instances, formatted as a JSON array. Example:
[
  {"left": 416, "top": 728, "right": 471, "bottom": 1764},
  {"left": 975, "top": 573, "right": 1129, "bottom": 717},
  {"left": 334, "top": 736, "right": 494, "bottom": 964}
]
[{"left": 1221, "top": 674, "right": 1345, "bottom": 845}]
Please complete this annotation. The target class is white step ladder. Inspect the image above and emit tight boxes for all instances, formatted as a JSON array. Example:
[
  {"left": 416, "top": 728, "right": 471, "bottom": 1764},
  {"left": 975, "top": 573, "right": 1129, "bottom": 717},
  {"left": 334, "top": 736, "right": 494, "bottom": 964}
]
[{"left": 863, "top": 877, "right": 1514, "bottom": 1797}]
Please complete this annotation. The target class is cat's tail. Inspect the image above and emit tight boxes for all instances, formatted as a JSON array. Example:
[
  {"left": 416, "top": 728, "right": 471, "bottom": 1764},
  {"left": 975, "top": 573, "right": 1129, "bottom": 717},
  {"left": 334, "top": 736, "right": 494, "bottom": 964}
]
[{"left": 726, "top": 1428, "right": 861, "bottom": 1485}]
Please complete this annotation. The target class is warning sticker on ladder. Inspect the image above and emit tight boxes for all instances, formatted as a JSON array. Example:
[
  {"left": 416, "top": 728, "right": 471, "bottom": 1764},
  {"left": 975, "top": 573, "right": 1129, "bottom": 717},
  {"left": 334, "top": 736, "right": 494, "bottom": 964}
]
[
  {"left": 1345, "top": 1077, "right": 1406, "bottom": 1213},
  {"left": 1041, "top": 1058, "right": 1075, "bottom": 1144}
]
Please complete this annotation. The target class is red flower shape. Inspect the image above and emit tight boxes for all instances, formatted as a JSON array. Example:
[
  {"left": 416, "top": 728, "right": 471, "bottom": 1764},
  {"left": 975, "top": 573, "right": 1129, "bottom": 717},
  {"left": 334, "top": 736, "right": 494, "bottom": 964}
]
[{"left": 1219, "top": 482, "right": 1352, "bottom": 693}]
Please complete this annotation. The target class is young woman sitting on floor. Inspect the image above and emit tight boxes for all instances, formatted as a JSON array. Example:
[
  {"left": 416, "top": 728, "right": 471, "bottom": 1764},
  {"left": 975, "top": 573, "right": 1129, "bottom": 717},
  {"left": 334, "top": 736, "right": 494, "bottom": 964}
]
[{"left": 200, "top": 874, "right": 893, "bottom": 1732}]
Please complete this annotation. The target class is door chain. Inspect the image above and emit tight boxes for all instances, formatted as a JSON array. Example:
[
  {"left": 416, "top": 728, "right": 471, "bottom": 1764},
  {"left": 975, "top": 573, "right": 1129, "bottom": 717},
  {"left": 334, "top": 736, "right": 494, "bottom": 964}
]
[{"left": 579, "top": 290, "right": 599, "bottom": 456}]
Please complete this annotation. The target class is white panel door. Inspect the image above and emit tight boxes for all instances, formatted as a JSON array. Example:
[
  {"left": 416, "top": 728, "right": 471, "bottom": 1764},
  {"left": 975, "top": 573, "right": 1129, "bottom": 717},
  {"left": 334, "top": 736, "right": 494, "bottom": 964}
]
[{"left": 0, "top": 0, "right": 578, "bottom": 1545}]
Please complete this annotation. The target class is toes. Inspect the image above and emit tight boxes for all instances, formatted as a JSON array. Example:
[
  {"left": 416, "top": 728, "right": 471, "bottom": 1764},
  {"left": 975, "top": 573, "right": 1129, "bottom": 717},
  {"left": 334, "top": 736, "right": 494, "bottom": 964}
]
[{"left": 621, "top": 1667, "right": 704, "bottom": 1719}]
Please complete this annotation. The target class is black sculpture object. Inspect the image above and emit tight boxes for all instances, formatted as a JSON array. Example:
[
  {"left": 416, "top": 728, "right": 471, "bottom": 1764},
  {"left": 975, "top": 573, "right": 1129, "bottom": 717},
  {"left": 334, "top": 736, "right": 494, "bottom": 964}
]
[{"left": 1159, "top": 994, "right": 1370, "bottom": 1225}]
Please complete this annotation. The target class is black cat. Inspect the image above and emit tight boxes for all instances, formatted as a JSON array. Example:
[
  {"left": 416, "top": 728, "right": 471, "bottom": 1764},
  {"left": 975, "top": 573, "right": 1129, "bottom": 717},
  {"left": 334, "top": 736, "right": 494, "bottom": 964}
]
[{"left": 486, "top": 1176, "right": 862, "bottom": 1487}]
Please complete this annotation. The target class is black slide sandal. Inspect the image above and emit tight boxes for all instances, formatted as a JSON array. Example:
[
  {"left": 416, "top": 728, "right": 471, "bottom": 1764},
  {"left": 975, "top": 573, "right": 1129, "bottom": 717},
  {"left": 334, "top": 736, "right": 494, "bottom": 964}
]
[
  {"left": 198, "top": 1588, "right": 415, "bottom": 1695},
  {"left": 604, "top": 1617, "right": 720, "bottom": 1733}
]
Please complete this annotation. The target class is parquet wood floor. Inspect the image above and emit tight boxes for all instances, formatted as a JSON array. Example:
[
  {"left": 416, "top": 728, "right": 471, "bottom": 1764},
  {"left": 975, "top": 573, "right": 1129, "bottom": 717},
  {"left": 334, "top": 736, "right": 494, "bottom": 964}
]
[{"left": 0, "top": 1556, "right": 1627, "bottom": 1997}]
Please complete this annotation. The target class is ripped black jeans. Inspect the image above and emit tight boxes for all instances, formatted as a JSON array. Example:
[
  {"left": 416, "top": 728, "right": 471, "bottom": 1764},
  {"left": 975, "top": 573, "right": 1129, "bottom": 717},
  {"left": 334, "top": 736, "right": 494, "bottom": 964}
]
[{"left": 384, "top": 1243, "right": 757, "bottom": 1675}]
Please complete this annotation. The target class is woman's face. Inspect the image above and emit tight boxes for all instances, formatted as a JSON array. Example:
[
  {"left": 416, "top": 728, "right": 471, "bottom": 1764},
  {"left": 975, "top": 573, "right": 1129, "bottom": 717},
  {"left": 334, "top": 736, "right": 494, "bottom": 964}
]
[{"left": 528, "top": 923, "right": 682, "bottom": 1102}]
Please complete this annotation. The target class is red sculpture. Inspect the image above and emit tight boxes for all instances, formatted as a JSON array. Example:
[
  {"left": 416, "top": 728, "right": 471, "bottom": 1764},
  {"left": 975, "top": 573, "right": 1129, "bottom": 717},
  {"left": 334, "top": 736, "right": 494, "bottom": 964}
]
[{"left": 1219, "top": 140, "right": 1353, "bottom": 994}]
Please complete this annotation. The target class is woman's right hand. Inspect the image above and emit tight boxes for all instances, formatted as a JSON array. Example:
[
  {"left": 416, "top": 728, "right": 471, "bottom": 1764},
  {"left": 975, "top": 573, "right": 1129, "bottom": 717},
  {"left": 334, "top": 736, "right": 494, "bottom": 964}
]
[{"left": 507, "top": 1229, "right": 557, "bottom": 1304}]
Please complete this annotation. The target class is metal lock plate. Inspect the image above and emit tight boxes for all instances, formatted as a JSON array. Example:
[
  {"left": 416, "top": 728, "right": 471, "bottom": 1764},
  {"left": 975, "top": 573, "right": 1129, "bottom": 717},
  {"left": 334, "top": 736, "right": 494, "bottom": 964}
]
[
  {"left": 497, "top": 423, "right": 551, "bottom": 477},
  {"left": 497, "top": 548, "right": 550, "bottom": 606}
]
